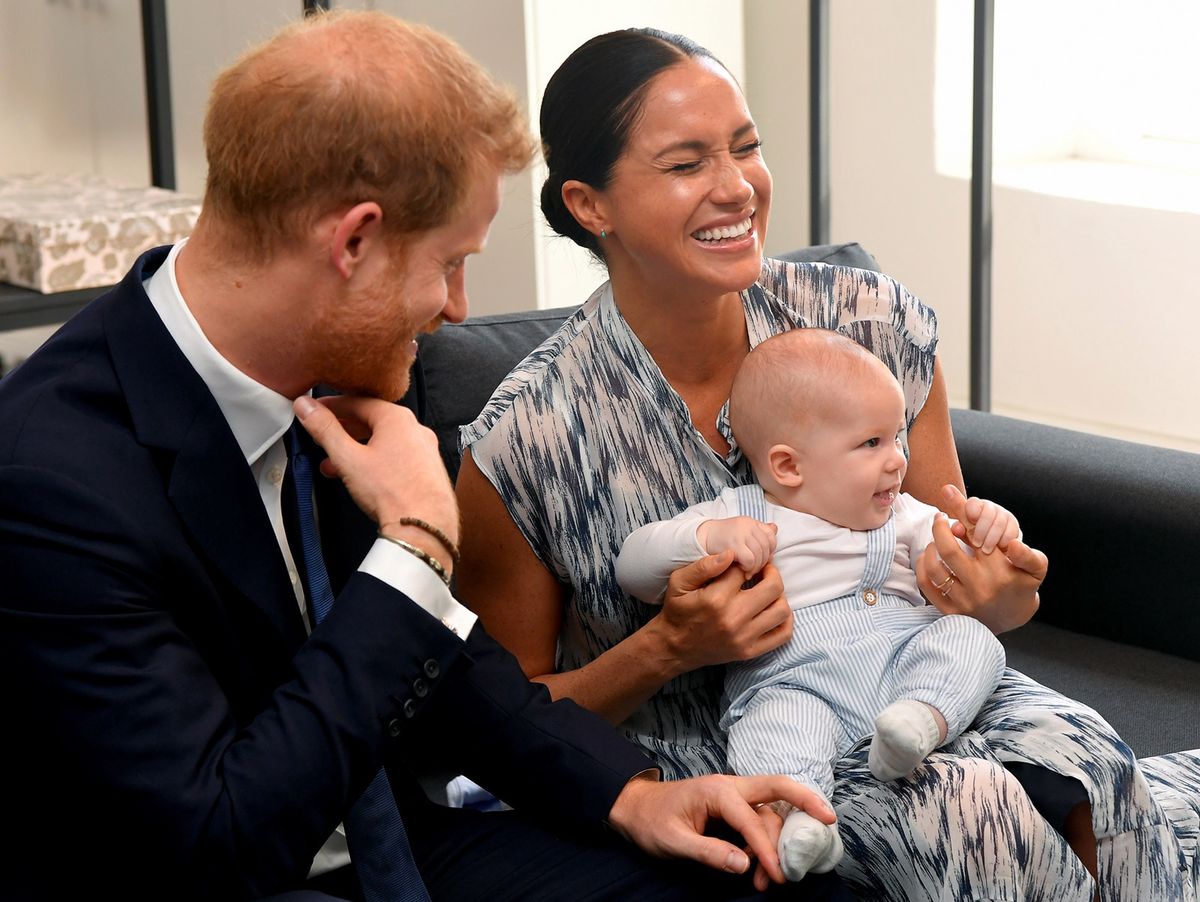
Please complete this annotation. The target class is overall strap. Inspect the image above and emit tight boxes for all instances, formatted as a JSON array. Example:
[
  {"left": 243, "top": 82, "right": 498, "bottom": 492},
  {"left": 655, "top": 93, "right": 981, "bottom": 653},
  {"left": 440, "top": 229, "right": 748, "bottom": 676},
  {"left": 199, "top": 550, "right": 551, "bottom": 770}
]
[
  {"left": 732, "top": 482, "right": 769, "bottom": 520},
  {"left": 857, "top": 514, "right": 897, "bottom": 606}
]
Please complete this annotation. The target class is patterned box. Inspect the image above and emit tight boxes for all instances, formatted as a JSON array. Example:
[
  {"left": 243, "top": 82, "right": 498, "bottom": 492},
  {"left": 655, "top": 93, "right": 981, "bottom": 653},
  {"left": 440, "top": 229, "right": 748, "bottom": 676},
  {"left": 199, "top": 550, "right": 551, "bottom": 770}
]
[{"left": 0, "top": 173, "right": 200, "bottom": 294}]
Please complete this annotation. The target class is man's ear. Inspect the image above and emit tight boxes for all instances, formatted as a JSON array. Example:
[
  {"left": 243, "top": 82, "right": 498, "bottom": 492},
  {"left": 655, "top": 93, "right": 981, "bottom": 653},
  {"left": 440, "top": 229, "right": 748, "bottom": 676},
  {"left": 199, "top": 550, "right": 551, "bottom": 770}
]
[
  {"left": 328, "top": 201, "right": 384, "bottom": 280},
  {"left": 561, "top": 179, "right": 609, "bottom": 240},
  {"left": 767, "top": 443, "right": 804, "bottom": 488}
]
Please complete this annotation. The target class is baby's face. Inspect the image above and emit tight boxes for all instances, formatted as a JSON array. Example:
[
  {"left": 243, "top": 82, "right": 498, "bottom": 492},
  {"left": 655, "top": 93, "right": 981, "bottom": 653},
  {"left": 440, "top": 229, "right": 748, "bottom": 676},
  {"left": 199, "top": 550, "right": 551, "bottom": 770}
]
[{"left": 788, "top": 370, "right": 908, "bottom": 531}]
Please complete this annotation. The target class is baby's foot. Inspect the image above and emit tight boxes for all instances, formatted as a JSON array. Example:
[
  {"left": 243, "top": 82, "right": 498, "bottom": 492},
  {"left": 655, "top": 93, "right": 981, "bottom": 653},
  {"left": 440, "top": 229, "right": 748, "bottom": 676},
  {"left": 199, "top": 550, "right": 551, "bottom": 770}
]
[
  {"left": 869, "top": 699, "right": 942, "bottom": 781},
  {"left": 778, "top": 808, "right": 844, "bottom": 882}
]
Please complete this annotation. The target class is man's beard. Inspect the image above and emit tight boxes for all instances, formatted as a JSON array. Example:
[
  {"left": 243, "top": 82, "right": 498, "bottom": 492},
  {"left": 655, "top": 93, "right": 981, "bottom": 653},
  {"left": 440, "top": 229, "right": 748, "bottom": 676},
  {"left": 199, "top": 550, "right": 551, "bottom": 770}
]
[{"left": 307, "top": 266, "right": 439, "bottom": 401}]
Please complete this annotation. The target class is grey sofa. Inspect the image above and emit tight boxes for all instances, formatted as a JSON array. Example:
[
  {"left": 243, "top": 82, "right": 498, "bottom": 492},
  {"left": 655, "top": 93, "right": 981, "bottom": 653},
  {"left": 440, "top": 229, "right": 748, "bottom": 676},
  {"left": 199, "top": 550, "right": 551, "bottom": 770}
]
[{"left": 407, "top": 242, "right": 1200, "bottom": 759}]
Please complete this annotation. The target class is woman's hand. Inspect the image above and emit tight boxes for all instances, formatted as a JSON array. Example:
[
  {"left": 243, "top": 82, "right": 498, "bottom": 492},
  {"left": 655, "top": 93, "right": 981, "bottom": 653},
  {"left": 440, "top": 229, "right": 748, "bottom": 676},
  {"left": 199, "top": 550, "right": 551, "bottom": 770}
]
[
  {"left": 916, "top": 487, "right": 1047, "bottom": 634},
  {"left": 944, "top": 486, "right": 1020, "bottom": 554},
  {"left": 651, "top": 553, "right": 793, "bottom": 672}
]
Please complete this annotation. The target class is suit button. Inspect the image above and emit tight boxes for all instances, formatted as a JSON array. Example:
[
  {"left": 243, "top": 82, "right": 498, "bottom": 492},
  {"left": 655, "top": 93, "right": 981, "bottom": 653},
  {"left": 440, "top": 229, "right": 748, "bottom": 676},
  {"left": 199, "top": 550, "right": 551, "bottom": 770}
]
[
  {"left": 413, "top": 678, "right": 428, "bottom": 698},
  {"left": 423, "top": 659, "right": 439, "bottom": 679},
  {"left": 403, "top": 699, "right": 417, "bottom": 719},
  {"left": 386, "top": 718, "right": 402, "bottom": 738}
]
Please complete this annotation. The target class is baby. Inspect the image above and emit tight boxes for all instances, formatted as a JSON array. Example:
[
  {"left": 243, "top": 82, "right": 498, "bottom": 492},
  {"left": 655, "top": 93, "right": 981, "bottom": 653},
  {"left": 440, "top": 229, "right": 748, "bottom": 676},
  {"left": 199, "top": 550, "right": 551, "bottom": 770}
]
[{"left": 616, "top": 328, "right": 1019, "bottom": 882}]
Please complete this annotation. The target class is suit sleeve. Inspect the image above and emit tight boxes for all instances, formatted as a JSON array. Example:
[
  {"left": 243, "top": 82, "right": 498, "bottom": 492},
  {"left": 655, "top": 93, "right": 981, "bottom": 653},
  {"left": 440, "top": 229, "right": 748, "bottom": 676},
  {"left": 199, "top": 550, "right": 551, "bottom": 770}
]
[{"left": 0, "top": 465, "right": 651, "bottom": 898}]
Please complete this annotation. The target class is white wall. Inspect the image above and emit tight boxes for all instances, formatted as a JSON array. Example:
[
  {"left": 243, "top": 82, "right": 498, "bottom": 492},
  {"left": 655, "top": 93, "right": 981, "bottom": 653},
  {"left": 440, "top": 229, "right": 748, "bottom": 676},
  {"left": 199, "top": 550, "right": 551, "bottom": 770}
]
[{"left": 4, "top": 0, "right": 1198, "bottom": 451}]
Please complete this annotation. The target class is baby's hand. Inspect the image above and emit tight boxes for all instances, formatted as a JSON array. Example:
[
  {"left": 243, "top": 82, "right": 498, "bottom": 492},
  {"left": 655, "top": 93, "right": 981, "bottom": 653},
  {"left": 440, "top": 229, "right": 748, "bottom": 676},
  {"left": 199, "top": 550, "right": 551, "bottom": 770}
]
[
  {"left": 942, "top": 485, "right": 1020, "bottom": 553},
  {"left": 697, "top": 517, "right": 777, "bottom": 575}
]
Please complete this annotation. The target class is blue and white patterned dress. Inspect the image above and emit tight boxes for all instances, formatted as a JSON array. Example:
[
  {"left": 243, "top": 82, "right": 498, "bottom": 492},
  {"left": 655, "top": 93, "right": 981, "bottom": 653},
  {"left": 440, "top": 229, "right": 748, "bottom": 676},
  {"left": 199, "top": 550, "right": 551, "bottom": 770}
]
[{"left": 463, "top": 258, "right": 1200, "bottom": 900}]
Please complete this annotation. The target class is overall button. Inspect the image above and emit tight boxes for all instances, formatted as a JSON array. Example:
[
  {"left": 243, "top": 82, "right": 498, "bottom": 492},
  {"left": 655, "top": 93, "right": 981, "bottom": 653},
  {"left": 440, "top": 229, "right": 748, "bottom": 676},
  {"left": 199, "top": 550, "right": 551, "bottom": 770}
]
[{"left": 863, "top": 589, "right": 878, "bottom": 606}]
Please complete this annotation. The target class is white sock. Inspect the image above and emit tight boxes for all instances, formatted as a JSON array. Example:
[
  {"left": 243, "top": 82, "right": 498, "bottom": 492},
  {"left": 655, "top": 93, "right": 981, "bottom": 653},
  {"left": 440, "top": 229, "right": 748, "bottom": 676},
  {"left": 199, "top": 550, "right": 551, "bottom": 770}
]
[
  {"left": 778, "top": 808, "right": 844, "bottom": 882},
  {"left": 869, "top": 699, "right": 943, "bottom": 781}
]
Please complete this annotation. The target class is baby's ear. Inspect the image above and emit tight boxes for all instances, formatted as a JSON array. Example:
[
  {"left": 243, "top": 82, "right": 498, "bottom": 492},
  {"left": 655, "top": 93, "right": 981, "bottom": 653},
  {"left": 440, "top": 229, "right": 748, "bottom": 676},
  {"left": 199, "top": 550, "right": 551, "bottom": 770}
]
[{"left": 767, "top": 444, "right": 803, "bottom": 487}]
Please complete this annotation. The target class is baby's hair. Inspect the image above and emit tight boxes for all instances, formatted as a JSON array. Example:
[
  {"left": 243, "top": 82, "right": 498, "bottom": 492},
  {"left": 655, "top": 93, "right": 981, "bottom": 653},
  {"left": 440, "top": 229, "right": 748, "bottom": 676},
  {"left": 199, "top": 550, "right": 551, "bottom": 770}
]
[{"left": 729, "top": 328, "right": 896, "bottom": 467}]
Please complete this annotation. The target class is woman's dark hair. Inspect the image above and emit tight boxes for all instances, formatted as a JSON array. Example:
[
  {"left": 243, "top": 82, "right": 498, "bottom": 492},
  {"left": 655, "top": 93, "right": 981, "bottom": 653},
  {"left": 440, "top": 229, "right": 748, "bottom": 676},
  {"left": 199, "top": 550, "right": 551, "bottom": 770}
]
[{"left": 539, "top": 28, "right": 719, "bottom": 260}]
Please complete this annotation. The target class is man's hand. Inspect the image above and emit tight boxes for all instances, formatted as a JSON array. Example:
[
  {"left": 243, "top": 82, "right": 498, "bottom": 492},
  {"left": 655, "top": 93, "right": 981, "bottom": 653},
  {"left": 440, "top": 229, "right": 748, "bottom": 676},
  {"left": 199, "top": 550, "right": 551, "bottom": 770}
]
[
  {"left": 697, "top": 517, "right": 778, "bottom": 575},
  {"left": 606, "top": 774, "right": 836, "bottom": 886},
  {"left": 749, "top": 802, "right": 786, "bottom": 891},
  {"left": 293, "top": 395, "right": 459, "bottom": 563}
]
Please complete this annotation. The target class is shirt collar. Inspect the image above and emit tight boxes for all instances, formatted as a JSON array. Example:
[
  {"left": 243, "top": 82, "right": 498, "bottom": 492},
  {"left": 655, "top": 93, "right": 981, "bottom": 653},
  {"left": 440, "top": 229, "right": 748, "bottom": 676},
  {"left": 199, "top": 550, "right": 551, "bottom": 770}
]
[{"left": 144, "top": 239, "right": 295, "bottom": 465}]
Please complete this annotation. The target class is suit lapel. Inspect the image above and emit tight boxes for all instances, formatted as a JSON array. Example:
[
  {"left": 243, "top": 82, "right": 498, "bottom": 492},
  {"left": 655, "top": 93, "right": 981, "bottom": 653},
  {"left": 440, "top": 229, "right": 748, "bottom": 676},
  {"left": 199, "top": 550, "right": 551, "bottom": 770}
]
[{"left": 104, "top": 248, "right": 307, "bottom": 649}]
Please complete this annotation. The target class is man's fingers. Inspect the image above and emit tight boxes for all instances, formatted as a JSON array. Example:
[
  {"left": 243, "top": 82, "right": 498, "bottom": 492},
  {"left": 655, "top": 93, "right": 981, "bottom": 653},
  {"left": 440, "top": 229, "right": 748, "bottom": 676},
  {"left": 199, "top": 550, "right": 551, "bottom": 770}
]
[
  {"left": 736, "top": 775, "right": 836, "bottom": 824},
  {"left": 293, "top": 395, "right": 357, "bottom": 457},
  {"left": 721, "top": 776, "right": 837, "bottom": 883},
  {"left": 685, "top": 834, "right": 753, "bottom": 876},
  {"left": 710, "top": 790, "right": 782, "bottom": 882},
  {"left": 749, "top": 805, "right": 784, "bottom": 891}
]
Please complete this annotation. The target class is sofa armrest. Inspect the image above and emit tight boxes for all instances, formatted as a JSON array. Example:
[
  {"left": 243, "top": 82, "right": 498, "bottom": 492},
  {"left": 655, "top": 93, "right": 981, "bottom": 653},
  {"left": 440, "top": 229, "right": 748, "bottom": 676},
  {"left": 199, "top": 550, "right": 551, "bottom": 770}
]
[{"left": 951, "top": 408, "right": 1200, "bottom": 662}]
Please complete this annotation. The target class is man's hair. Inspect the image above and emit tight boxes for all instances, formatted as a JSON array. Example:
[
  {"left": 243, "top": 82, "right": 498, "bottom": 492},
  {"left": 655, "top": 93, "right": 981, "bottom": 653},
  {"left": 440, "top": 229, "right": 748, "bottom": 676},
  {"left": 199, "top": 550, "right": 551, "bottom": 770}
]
[
  {"left": 201, "top": 10, "right": 534, "bottom": 258},
  {"left": 729, "top": 329, "right": 895, "bottom": 465}
]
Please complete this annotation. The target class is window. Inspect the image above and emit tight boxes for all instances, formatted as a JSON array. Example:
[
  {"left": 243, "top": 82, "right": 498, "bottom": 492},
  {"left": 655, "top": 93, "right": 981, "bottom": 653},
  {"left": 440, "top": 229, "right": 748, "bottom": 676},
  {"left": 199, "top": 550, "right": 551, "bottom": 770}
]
[{"left": 935, "top": 0, "right": 1200, "bottom": 212}]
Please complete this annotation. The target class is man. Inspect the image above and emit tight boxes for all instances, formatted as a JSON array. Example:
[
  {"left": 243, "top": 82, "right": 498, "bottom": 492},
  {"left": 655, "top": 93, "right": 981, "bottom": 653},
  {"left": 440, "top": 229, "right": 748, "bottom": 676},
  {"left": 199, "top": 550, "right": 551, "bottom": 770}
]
[{"left": 0, "top": 11, "right": 844, "bottom": 901}]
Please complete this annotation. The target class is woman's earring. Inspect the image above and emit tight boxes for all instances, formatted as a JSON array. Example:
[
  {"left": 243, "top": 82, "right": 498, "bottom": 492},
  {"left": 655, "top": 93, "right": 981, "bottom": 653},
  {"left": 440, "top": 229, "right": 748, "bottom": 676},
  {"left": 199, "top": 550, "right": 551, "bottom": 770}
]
[{"left": 599, "top": 229, "right": 607, "bottom": 240}]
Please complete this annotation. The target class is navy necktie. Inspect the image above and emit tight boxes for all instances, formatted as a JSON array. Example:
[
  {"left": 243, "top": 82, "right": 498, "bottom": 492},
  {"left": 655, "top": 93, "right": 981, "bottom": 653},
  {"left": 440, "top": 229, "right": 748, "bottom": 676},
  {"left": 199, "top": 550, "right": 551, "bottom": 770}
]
[{"left": 288, "top": 423, "right": 430, "bottom": 902}]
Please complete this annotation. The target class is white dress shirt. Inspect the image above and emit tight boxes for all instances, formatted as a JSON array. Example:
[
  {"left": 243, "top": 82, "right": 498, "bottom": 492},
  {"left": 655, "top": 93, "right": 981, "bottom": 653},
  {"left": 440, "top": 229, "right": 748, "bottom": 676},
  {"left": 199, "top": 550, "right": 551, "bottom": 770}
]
[{"left": 145, "top": 239, "right": 477, "bottom": 875}]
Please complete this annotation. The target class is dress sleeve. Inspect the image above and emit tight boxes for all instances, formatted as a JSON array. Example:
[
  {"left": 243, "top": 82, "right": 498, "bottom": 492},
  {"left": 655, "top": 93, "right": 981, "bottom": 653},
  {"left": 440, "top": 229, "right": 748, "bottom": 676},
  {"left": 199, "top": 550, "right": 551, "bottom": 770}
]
[
  {"left": 758, "top": 259, "right": 939, "bottom": 429},
  {"left": 830, "top": 267, "right": 938, "bottom": 429},
  {"left": 458, "top": 308, "right": 597, "bottom": 583}
]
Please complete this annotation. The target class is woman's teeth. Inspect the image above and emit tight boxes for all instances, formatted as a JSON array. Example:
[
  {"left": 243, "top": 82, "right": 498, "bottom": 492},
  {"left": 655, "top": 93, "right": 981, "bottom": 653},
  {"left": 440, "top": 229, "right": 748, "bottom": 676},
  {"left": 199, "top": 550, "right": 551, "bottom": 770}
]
[{"left": 693, "top": 217, "right": 752, "bottom": 242}]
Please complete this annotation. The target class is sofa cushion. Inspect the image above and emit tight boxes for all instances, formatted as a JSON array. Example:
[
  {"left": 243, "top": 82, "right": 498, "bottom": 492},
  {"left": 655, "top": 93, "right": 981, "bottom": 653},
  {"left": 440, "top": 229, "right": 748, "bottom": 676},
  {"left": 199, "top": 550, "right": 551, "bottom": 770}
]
[
  {"left": 409, "top": 243, "right": 881, "bottom": 479},
  {"left": 1001, "top": 621, "right": 1200, "bottom": 758}
]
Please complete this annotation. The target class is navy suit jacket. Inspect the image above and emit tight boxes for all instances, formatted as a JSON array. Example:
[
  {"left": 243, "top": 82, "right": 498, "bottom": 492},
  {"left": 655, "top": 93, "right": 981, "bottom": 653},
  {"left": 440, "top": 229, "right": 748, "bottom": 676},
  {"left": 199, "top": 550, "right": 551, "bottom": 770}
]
[{"left": 0, "top": 247, "right": 651, "bottom": 899}]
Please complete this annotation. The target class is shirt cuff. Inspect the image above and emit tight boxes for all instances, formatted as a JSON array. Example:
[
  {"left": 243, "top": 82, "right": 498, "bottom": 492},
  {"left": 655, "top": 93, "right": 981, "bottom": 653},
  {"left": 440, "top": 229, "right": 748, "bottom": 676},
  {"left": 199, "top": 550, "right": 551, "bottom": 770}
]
[{"left": 359, "top": 539, "right": 478, "bottom": 638}]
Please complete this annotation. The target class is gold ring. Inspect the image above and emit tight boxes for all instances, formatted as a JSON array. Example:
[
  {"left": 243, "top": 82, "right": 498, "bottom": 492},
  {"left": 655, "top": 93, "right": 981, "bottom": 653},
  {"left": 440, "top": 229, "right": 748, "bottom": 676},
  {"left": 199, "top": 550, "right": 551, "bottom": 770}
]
[
  {"left": 939, "top": 576, "right": 957, "bottom": 598},
  {"left": 933, "top": 573, "right": 955, "bottom": 593}
]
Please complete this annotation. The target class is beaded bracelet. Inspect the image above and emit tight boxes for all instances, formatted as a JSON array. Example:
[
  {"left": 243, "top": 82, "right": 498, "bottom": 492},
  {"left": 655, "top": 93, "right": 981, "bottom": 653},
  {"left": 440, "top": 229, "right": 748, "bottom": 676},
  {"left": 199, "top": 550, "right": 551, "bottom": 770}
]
[
  {"left": 382, "top": 517, "right": 461, "bottom": 566},
  {"left": 377, "top": 533, "right": 452, "bottom": 586}
]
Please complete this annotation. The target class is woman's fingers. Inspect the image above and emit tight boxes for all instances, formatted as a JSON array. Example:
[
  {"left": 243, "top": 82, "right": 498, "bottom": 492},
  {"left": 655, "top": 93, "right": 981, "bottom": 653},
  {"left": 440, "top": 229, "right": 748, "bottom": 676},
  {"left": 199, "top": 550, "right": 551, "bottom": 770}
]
[
  {"left": 1004, "top": 536, "right": 1049, "bottom": 582},
  {"left": 742, "top": 563, "right": 793, "bottom": 655},
  {"left": 670, "top": 550, "right": 737, "bottom": 593}
]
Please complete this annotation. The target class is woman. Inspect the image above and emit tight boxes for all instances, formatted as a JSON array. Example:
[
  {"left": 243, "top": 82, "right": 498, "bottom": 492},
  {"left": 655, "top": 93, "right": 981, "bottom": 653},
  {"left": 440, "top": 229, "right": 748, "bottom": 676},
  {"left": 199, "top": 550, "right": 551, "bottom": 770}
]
[{"left": 456, "top": 28, "right": 1192, "bottom": 899}]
